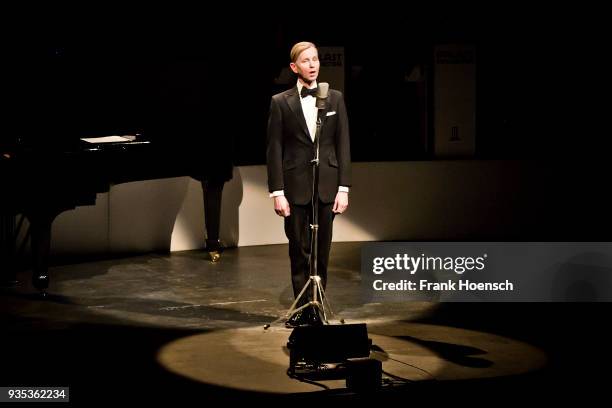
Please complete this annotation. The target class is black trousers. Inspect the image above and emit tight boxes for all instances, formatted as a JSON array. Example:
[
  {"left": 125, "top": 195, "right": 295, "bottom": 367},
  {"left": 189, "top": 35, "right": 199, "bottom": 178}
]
[{"left": 284, "top": 200, "right": 335, "bottom": 305}]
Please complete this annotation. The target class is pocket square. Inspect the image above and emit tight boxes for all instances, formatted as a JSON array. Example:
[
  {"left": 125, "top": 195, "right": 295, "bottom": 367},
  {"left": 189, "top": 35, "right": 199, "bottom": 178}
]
[{"left": 326, "top": 111, "right": 337, "bottom": 117}]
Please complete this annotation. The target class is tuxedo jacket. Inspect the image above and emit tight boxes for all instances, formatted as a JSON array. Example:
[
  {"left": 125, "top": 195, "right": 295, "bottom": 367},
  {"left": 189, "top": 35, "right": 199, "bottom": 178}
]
[{"left": 266, "top": 86, "right": 351, "bottom": 205}]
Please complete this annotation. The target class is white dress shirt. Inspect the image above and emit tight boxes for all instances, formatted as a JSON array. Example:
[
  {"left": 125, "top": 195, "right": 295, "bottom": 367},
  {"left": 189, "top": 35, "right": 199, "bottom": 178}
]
[{"left": 297, "top": 80, "right": 318, "bottom": 142}]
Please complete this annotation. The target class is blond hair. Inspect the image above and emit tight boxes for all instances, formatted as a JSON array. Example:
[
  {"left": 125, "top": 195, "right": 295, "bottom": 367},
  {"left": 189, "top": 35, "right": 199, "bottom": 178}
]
[{"left": 290, "top": 41, "right": 317, "bottom": 63}]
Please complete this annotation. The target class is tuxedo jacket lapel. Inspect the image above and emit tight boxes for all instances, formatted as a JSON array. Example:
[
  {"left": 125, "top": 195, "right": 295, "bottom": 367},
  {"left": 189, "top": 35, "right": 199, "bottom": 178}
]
[
  {"left": 312, "top": 97, "right": 331, "bottom": 144},
  {"left": 318, "top": 98, "right": 331, "bottom": 127},
  {"left": 285, "top": 87, "right": 313, "bottom": 143}
]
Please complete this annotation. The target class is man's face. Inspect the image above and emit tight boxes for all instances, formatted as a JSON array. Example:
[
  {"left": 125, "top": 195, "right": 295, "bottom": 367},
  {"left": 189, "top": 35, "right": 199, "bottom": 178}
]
[{"left": 290, "top": 47, "right": 319, "bottom": 85}]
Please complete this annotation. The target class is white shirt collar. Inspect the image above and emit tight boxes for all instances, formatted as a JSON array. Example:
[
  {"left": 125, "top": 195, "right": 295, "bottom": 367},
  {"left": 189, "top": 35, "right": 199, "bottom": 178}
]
[{"left": 296, "top": 80, "right": 317, "bottom": 96}]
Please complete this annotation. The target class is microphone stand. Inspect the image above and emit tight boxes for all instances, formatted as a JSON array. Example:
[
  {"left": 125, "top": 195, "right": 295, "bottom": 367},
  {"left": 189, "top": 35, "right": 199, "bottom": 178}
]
[
  {"left": 264, "top": 103, "right": 340, "bottom": 329},
  {"left": 286, "top": 113, "right": 330, "bottom": 324}
]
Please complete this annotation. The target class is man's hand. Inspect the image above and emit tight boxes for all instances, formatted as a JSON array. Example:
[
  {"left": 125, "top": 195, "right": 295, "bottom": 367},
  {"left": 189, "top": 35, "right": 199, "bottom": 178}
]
[
  {"left": 333, "top": 191, "right": 349, "bottom": 214},
  {"left": 274, "top": 195, "right": 291, "bottom": 217}
]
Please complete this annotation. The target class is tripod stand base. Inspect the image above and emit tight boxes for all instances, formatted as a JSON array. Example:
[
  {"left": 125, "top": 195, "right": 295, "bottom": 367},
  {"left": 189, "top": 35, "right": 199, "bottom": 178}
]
[
  {"left": 284, "top": 304, "right": 324, "bottom": 328},
  {"left": 284, "top": 274, "right": 334, "bottom": 325}
]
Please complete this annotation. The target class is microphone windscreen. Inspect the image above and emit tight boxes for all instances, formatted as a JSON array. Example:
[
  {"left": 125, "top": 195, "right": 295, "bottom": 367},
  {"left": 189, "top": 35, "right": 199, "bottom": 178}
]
[{"left": 317, "top": 82, "right": 329, "bottom": 99}]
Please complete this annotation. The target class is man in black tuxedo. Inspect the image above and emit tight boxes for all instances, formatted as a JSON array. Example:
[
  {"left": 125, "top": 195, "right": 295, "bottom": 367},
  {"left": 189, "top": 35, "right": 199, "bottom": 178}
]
[{"left": 266, "top": 42, "right": 351, "bottom": 327}]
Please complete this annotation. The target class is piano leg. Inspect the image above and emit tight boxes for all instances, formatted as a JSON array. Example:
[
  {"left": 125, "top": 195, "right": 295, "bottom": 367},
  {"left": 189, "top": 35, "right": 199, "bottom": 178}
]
[
  {"left": 27, "top": 209, "right": 63, "bottom": 295},
  {"left": 1, "top": 214, "right": 17, "bottom": 285},
  {"left": 202, "top": 179, "right": 225, "bottom": 263}
]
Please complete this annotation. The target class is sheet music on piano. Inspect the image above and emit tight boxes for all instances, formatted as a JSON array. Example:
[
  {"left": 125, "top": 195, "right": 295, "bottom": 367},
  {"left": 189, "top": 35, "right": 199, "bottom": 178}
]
[{"left": 80, "top": 135, "right": 137, "bottom": 143}]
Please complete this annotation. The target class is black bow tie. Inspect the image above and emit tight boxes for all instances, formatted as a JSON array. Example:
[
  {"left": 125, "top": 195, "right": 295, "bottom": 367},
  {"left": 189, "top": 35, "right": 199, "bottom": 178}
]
[{"left": 300, "top": 87, "right": 318, "bottom": 98}]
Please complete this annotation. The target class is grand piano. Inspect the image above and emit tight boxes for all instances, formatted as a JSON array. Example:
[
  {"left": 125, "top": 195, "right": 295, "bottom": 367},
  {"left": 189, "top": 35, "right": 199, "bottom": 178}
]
[{"left": 0, "top": 37, "right": 239, "bottom": 293}]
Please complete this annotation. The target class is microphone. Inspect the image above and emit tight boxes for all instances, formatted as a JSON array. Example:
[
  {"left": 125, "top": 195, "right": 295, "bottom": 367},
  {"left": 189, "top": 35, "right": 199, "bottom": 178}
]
[{"left": 316, "top": 82, "right": 329, "bottom": 110}]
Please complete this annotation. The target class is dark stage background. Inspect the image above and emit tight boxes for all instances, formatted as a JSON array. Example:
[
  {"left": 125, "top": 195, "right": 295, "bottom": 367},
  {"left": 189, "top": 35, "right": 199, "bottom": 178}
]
[
  {"left": 1, "top": 6, "right": 611, "bottom": 404},
  {"left": 2, "top": 7, "right": 606, "bottom": 166}
]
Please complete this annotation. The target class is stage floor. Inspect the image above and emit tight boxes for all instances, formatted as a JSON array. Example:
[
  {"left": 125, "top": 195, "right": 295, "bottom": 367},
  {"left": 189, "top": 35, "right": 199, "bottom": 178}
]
[{"left": 1, "top": 242, "right": 610, "bottom": 403}]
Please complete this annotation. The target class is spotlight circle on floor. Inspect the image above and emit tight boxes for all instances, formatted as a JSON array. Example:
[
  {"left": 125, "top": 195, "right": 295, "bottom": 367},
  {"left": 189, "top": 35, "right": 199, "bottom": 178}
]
[{"left": 156, "top": 320, "right": 547, "bottom": 394}]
